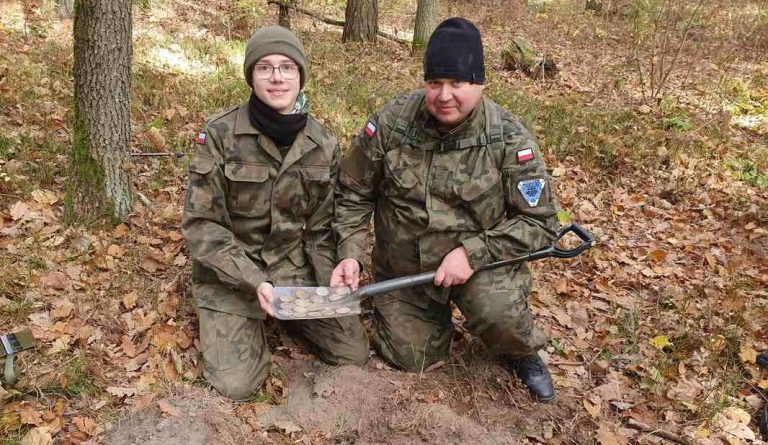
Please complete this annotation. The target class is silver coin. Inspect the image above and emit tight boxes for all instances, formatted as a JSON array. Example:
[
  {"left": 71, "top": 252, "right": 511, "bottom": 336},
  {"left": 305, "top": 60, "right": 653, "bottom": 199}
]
[
  {"left": 321, "top": 308, "right": 335, "bottom": 316},
  {"left": 335, "top": 307, "right": 352, "bottom": 314},
  {"left": 294, "top": 299, "right": 308, "bottom": 307},
  {"left": 307, "top": 311, "right": 322, "bottom": 317},
  {"left": 280, "top": 294, "right": 295, "bottom": 302},
  {"left": 278, "top": 310, "right": 293, "bottom": 318},
  {"left": 315, "top": 287, "right": 330, "bottom": 297},
  {"left": 295, "top": 289, "right": 309, "bottom": 299},
  {"left": 328, "top": 293, "right": 346, "bottom": 302},
  {"left": 310, "top": 295, "right": 323, "bottom": 304},
  {"left": 293, "top": 306, "right": 308, "bottom": 313},
  {"left": 280, "top": 302, "right": 294, "bottom": 310}
]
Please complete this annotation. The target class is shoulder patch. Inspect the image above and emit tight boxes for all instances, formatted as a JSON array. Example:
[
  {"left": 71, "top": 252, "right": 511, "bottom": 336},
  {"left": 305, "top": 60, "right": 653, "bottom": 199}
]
[
  {"left": 516, "top": 148, "right": 534, "bottom": 163},
  {"left": 517, "top": 178, "right": 546, "bottom": 207},
  {"left": 363, "top": 121, "right": 377, "bottom": 138},
  {"left": 196, "top": 132, "right": 206, "bottom": 144}
]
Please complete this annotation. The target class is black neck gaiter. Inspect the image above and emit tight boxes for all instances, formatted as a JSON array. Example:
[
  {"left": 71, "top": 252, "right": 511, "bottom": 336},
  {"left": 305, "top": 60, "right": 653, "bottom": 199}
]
[{"left": 248, "top": 93, "right": 307, "bottom": 147}]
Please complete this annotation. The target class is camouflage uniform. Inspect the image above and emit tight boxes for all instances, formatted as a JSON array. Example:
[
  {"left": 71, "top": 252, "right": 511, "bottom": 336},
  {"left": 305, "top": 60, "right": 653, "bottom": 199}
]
[
  {"left": 334, "top": 90, "right": 558, "bottom": 372},
  {"left": 183, "top": 104, "right": 369, "bottom": 400}
]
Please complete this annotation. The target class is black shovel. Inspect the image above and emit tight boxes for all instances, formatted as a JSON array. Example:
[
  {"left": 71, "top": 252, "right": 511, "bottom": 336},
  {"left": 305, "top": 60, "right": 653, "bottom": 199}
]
[{"left": 271, "top": 224, "right": 595, "bottom": 320}]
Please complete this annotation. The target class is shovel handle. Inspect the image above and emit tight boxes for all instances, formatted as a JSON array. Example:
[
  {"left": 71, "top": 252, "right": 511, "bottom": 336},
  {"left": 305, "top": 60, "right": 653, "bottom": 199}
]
[
  {"left": 357, "top": 224, "right": 595, "bottom": 298},
  {"left": 477, "top": 223, "right": 596, "bottom": 270}
]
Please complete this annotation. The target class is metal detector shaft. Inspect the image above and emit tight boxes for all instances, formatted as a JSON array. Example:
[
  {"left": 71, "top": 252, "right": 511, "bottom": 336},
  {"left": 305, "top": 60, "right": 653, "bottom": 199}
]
[{"left": 130, "top": 152, "right": 186, "bottom": 158}]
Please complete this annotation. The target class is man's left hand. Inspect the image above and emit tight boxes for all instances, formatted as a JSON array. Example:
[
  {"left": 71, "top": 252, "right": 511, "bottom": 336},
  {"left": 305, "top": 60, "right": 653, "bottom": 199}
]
[
  {"left": 257, "top": 282, "right": 275, "bottom": 317},
  {"left": 434, "top": 246, "right": 474, "bottom": 287}
]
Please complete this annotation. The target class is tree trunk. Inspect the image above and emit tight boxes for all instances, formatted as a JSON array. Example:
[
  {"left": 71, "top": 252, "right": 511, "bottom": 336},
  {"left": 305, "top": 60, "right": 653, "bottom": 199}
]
[
  {"left": 342, "top": 0, "right": 378, "bottom": 42},
  {"left": 68, "top": 0, "right": 133, "bottom": 224},
  {"left": 278, "top": 0, "right": 294, "bottom": 29},
  {"left": 412, "top": 0, "right": 438, "bottom": 53}
]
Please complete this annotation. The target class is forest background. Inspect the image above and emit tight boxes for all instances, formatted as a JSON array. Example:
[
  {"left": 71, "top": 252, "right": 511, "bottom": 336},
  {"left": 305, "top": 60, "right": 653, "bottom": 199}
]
[{"left": 0, "top": 0, "right": 767, "bottom": 444}]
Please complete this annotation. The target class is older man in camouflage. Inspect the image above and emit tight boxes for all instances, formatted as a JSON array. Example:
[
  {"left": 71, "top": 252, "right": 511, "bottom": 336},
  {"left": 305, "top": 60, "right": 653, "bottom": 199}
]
[
  {"left": 183, "top": 26, "right": 368, "bottom": 400},
  {"left": 331, "top": 17, "right": 559, "bottom": 402}
]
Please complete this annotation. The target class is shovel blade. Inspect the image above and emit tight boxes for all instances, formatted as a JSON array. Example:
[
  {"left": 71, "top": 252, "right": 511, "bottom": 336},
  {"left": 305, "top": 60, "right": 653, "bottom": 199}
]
[{"left": 270, "top": 285, "right": 362, "bottom": 320}]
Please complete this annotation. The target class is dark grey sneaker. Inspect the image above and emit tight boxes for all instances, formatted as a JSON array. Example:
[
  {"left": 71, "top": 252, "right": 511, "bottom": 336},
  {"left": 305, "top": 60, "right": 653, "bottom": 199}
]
[{"left": 502, "top": 354, "right": 556, "bottom": 403}]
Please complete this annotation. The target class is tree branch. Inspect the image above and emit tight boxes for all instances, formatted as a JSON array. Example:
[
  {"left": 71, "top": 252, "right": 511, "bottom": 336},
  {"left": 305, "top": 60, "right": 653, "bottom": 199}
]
[
  {"left": 624, "top": 418, "right": 691, "bottom": 445},
  {"left": 376, "top": 29, "right": 409, "bottom": 44},
  {"left": 268, "top": 1, "right": 345, "bottom": 26}
]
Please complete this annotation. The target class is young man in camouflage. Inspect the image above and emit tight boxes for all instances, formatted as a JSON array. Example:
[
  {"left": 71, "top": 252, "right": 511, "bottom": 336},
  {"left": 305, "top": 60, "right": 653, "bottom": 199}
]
[
  {"left": 183, "top": 26, "right": 368, "bottom": 400},
  {"left": 331, "top": 18, "right": 559, "bottom": 402}
]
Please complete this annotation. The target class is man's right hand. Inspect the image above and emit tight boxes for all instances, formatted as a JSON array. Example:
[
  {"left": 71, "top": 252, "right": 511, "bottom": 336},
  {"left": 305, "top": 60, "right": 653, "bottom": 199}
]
[{"left": 330, "top": 258, "right": 360, "bottom": 290}]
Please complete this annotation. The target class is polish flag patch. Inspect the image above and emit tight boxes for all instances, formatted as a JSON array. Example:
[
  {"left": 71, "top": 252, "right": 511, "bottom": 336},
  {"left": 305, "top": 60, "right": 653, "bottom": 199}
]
[
  {"left": 196, "top": 132, "right": 206, "bottom": 144},
  {"left": 363, "top": 121, "right": 377, "bottom": 138},
  {"left": 516, "top": 148, "right": 534, "bottom": 163}
]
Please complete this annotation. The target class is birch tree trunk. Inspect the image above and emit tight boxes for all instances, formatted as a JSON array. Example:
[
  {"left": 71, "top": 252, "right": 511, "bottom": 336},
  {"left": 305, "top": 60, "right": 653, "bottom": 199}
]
[
  {"left": 342, "top": 0, "right": 378, "bottom": 42},
  {"left": 68, "top": 0, "right": 133, "bottom": 224}
]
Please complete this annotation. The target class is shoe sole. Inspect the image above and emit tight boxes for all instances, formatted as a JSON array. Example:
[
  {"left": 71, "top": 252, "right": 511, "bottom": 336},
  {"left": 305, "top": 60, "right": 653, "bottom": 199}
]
[{"left": 531, "top": 392, "right": 556, "bottom": 403}]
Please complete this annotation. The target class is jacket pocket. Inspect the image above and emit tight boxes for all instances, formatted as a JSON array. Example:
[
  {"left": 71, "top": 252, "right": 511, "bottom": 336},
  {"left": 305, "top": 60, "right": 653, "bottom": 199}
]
[
  {"left": 189, "top": 155, "right": 215, "bottom": 174},
  {"left": 429, "top": 149, "right": 504, "bottom": 228},
  {"left": 299, "top": 166, "right": 332, "bottom": 211},
  {"left": 224, "top": 162, "right": 271, "bottom": 217},
  {"left": 185, "top": 155, "right": 217, "bottom": 213},
  {"left": 462, "top": 175, "right": 504, "bottom": 228},
  {"left": 382, "top": 147, "right": 420, "bottom": 196}
]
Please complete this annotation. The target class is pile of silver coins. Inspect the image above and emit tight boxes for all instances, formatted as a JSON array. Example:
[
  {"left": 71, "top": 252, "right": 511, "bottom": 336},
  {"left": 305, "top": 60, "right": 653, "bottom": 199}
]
[{"left": 271, "top": 286, "right": 357, "bottom": 320}]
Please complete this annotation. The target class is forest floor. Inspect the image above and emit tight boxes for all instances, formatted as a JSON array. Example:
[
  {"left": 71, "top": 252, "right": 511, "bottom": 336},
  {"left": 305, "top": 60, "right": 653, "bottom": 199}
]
[{"left": 0, "top": 0, "right": 767, "bottom": 444}]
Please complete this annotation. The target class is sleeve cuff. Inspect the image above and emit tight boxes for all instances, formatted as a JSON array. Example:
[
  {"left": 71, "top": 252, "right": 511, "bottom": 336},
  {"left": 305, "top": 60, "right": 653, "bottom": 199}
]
[
  {"left": 461, "top": 236, "right": 491, "bottom": 270},
  {"left": 233, "top": 257, "right": 266, "bottom": 295},
  {"left": 337, "top": 241, "right": 365, "bottom": 266}
]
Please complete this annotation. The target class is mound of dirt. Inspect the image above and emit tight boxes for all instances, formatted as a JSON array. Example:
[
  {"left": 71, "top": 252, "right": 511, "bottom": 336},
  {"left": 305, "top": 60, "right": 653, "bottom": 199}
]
[
  {"left": 107, "top": 351, "right": 549, "bottom": 445},
  {"left": 107, "top": 387, "right": 258, "bottom": 445}
]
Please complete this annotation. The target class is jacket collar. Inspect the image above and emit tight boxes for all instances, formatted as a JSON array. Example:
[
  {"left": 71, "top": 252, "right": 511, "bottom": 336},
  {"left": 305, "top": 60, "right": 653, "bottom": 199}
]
[{"left": 234, "top": 103, "right": 319, "bottom": 170}]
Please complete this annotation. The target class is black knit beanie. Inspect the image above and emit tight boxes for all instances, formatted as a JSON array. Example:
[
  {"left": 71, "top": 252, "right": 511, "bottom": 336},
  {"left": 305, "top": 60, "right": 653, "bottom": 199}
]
[{"left": 424, "top": 17, "right": 485, "bottom": 84}]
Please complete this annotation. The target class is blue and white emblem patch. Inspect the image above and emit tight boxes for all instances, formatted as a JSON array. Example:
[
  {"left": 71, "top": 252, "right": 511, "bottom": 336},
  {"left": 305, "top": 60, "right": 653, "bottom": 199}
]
[{"left": 517, "top": 179, "right": 546, "bottom": 207}]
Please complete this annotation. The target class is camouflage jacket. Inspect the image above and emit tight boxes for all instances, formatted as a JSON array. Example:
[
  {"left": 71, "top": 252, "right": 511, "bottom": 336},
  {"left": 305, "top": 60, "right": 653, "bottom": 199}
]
[
  {"left": 334, "top": 90, "right": 559, "bottom": 300},
  {"left": 182, "top": 103, "right": 339, "bottom": 317}
]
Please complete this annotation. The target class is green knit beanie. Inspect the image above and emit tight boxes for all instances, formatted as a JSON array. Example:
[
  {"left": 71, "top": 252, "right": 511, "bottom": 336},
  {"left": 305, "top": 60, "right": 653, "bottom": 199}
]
[{"left": 243, "top": 26, "right": 308, "bottom": 89}]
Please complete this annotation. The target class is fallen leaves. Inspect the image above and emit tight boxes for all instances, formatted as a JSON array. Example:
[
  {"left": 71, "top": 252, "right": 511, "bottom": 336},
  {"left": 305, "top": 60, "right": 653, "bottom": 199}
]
[
  {"left": 712, "top": 407, "right": 755, "bottom": 441},
  {"left": 596, "top": 422, "right": 625, "bottom": 445},
  {"left": 50, "top": 299, "right": 74, "bottom": 319},
  {"left": 649, "top": 335, "right": 673, "bottom": 351},
  {"left": 9, "top": 201, "right": 31, "bottom": 221},
  {"left": 106, "top": 387, "right": 137, "bottom": 398},
  {"left": 30, "top": 189, "right": 58, "bottom": 206},
  {"left": 72, "top": 416, "right": 101, "bottom": 437},
  {"left": 122, "top": 291, "right": 138, "bottom": 310},
  {"left": 20, "top": 427, "right": 53, "bottom": 445},
  {"left": 45, "top": 335, "right": 71, "bottom": 356},
  {"left": 272, "top": 420, "right": 302, "bottom": 435},
  {"left": 40, "top": 272, "right": 69, "bottom": 292},
  {"left": 739, "top": 345, "right": 757, "bottom": 364},
  {"left": 583, "top": 396, "right": 602, "bottom": 418},
  {"left": 156, "top": 399, "right": 182, "bottom": 417}
]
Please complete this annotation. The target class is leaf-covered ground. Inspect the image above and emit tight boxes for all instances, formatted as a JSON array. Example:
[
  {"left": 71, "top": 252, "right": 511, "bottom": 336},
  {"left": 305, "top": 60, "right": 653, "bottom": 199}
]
[{"left": 0, "top": 0, "right": 767, "bottom": 444}]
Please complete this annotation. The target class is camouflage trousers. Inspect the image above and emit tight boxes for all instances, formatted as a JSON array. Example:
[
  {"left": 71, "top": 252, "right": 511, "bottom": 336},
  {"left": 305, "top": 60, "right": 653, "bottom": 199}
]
[
  {"left": 372, "top": 264, "right": 547, "bottom": 372},
  {"left": 198, "top": 308, "right": 369, "bottom": 400}
]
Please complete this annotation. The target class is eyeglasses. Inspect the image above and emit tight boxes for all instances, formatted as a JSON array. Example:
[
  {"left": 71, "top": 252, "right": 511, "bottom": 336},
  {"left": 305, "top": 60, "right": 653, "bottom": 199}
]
[{"left": 253, "top": 63, "right": 300, "bottom": 80}]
